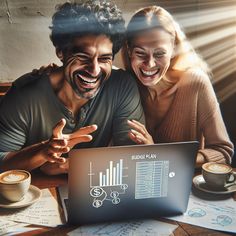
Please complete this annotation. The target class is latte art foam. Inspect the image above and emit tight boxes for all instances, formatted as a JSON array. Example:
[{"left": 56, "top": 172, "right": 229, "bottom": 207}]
[
  {"left": 3, "top": 173, "right": 26, "bottom": 182},
  {"left": 0, "top": 170, "right": 29, "bottom": 183},
  {"left": 207, "top": 163, "right": 231, "bottom": 173}
]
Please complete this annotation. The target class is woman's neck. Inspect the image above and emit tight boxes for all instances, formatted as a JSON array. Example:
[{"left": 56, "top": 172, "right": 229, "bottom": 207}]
[{"left": 143, "top": 70, "right": 182, "bottom": 101}]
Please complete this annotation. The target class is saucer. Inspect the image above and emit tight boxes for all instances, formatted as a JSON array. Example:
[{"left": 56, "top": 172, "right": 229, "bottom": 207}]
[
  {"left": 193, "top": 175, "right": 236, "bottom": 194},
  {"left": 0, "top": 185, "right": 42, "bottom": 208}
]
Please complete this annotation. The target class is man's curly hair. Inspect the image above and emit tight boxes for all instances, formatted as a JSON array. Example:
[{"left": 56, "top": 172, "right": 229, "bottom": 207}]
[{"left": 50, "top": 0, "right": 126, "bottom": 56}]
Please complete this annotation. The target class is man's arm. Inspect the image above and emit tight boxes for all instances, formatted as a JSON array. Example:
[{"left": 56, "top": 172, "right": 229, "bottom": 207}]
[{"left": 0, "top": 119, "right": 97, "bottom": 174}]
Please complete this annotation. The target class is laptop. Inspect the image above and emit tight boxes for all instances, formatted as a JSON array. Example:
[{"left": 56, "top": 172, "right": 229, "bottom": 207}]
[{"left": 59, "top": 141, "right": 198, "bottom": 225}]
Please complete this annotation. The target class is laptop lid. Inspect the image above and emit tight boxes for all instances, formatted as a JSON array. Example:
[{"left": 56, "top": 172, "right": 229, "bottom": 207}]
[{"left": 68, "top": 141, "right": 198, "bottom": 225}]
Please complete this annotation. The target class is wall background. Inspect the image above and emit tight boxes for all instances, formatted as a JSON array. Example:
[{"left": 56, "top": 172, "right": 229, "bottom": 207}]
[
  {"left": 0, "top": 0, "right": 236, "bottom": 164},
  {"left": 1, "top": 1, "right": 236, "bottom": 97}
]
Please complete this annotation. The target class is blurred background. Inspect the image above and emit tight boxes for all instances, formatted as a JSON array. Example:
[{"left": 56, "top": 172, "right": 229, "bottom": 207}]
[{"left": 0, "top": 0, "right": 235, "bottom": 165}]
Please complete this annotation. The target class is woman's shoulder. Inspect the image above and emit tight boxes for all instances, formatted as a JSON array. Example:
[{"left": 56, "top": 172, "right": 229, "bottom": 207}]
[{"left": 181, "top": 69, "right": 211, "bottom": 88}]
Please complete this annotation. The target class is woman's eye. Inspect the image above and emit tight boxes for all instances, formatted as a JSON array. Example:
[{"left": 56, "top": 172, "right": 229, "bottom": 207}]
[
  {"left": 134, "top": 51, "right": 146, "bottom": 58},
  {"left": 154, "top": 52, "right": 165, "bottom": 58}
]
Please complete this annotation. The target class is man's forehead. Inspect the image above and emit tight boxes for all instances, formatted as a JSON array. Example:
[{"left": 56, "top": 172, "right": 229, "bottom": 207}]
[
  {"left": 71, "top": 34, "right": 113, "bottom": 50},
  {"left": 67, "top": 35, "right": 113, "bottom": 54}
]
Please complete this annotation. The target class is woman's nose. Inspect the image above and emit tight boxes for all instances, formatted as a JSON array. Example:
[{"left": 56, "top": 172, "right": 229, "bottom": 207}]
[{"left": 145, "top": 55, "right": 156, "bottom": 68}]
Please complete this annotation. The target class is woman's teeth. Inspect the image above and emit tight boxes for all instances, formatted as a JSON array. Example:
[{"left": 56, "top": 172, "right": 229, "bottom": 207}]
[{"left": 141, "top": 69, "right": 159, "bottom": 76}]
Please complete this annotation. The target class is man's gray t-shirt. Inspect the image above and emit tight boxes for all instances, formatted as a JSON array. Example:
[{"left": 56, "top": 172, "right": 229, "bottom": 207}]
[{"left": 0, "top": 69, "right": 144, "bottom": 161}]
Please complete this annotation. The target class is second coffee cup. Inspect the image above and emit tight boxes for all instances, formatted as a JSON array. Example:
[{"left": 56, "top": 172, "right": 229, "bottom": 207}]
[{"left": 202, "top": 162, "right": 236, "bottom": 190}]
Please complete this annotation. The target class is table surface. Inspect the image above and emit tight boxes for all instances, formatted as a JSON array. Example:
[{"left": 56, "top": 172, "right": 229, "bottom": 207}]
[{"left": 3, "top": 170, "right": 236, "bottom": 236}]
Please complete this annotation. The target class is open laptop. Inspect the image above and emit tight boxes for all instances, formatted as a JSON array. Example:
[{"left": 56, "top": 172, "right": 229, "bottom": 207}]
[{"left": 59, "top": 141, "right": 198, "bottom": 225}]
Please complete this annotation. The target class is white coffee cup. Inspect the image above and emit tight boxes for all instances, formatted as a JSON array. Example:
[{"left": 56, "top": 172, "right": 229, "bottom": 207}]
[
  {"left": 0, "top": 170, "right": 31, "bottom": 202},
  {"left": 202, "top": 162, "right": 236, "bottom": 190}
]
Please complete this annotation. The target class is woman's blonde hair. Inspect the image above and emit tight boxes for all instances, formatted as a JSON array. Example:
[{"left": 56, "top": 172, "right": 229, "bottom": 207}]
[{"left": 122, "top": 6, "right": 210, "bottom": 75}]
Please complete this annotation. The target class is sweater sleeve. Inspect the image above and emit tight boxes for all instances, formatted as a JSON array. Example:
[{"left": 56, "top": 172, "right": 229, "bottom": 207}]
[{"left": 196, "top": 71, "right": 234, "bottom": 164}]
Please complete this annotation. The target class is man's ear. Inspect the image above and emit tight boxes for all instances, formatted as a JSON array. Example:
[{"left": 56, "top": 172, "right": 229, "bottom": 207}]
[
  {"left": 56, "top": 48, "right": 64, "bottom": 62},
  {"left": 125, "top": 42, "right": 132, "bottom": 57}
]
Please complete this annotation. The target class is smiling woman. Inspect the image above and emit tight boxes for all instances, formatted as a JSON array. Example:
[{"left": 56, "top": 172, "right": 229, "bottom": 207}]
[{"left": 122, "top": 5, "right": 234, "bottom": 167}]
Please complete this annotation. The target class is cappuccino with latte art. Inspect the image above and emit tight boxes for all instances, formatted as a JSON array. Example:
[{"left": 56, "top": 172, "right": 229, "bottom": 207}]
[
  {"left": 202, "top": 162, "right": 236, "bottom": 190},
  {"left": 0, "top": 170, "right": 31, "bottom": 202},
  {"left": 0, "top": 170, "right": 29, "bottom": 183}
]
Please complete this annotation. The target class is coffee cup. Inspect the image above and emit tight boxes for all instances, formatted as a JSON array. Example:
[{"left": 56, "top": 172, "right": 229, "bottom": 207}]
[
  {"left": 0, "top": 170, "right": 31, "bottom": 202},
  {"left": 202, "top": 162, "right": 236, "bottom": 190}
]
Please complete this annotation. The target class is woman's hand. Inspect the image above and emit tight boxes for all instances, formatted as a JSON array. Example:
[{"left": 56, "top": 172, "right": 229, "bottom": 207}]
[{"left": 127, "top": 119, "right": 154, "bottom": 144}]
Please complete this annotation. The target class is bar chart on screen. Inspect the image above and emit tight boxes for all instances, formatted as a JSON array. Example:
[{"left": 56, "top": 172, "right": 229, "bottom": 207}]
[{"left": 88, "top": 159, "right": 128, "bottom": 208}]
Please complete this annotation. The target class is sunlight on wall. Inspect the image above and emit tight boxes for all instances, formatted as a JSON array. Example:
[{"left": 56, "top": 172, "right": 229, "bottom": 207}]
[{"left": 0, "top": 0, "right": 236, "bottom": 101}]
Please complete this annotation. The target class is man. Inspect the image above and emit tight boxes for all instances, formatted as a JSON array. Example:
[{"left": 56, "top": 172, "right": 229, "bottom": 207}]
[{"left": 0, "top": 1, "right": 144, "bottom": 175}]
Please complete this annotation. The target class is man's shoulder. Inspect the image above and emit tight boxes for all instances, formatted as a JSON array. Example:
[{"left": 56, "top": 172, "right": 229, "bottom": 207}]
[
  {"left": 12, "top": 72, "right": 44, "bottom": 89},
  {"left": 4, "top": 72, "right": 49, "bottom": 103},
  {"left": 109, "top": 68, "right": 136, "bottom": 85}
]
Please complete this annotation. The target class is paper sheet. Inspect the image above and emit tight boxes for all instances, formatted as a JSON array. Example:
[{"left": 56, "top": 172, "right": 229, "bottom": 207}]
[
  {"left": 167, "top": 189, "right": 236, "bottom": 233},
  {"left": 0, "top": 219, "right": 40, "bottom": 235},
  {"left": 68, "top": 219, "right": 178, "bottom": 236},
  {"left": 0, "top": 189, "right": 63, "bottom": 227}
]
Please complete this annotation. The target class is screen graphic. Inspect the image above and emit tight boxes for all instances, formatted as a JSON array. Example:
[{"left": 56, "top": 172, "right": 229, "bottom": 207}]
[
  {"left": 89, "top": 159, "right": 128, "bottom": 208},
  {"left": 135, "top": 161, "right": 169, "bottom": 199}
]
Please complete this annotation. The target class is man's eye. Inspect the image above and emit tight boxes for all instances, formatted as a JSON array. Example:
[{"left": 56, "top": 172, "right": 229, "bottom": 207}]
[
  {"left": 99, "top": 57, "right": 112, "bottom": 63},
  {"left": 70, "top": 53, "right": 89, "bottom": 62},
  {"left": 76, "top": 55, "right": 89, "bottom": 61}
]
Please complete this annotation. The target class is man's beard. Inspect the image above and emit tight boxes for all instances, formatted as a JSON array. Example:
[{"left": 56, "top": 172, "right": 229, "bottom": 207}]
[{"left": 69, "top": 71, "right": 105, "bottom": 99}]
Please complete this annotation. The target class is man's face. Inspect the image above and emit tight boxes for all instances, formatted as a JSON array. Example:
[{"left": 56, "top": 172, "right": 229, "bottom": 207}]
[{"left": 63, "top": 34, "right": 113, "bottom": 99}]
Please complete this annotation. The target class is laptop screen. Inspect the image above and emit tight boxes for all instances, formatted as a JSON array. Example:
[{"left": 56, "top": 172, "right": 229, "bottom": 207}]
[{"left": 68, "top": 142, "right": 198, "bottom": 225}]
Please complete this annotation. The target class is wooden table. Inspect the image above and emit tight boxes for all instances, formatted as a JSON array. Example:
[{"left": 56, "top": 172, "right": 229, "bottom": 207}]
[{"left": 9, "top": 170, "right": 236, "bottom": 236}]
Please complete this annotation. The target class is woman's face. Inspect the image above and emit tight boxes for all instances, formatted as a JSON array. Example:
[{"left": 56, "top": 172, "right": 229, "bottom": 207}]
[{"left": 129, "top": 28, "right": 174, "bottom": 87}]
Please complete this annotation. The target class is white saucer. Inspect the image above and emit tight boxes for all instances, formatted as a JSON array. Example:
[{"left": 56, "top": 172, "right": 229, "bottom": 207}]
[
  {"left": 193, "top": 175, "right": 236, "bottom": 195},
  {"left": 0, "top": 185, "right": 42, "bottom": 208}
]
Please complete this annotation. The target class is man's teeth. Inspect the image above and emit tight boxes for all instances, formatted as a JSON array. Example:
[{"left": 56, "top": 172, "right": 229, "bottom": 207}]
[
  {"left": 141, "top": 69, "right": 159, "bottom": 76},
  {"left": 81, "top": 78, "right": 97, "bottom": 84},
  {"left": 77, "top": 75, "right": 97, "bottom": 84}
]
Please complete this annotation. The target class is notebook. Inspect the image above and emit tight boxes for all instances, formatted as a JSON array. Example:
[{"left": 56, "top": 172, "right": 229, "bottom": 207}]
[{"left": 59, "top": 141, "right": 198, "bottom": 225}]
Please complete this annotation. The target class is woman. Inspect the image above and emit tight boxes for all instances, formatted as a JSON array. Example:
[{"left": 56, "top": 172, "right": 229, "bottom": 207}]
[{"left": 122, "top": 6, "right": 234, "bottom": 167}]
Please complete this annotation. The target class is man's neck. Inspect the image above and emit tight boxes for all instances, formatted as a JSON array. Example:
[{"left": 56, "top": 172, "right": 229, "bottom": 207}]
[{"left": 49, "top": 68, "right": 88, "bottom": 116}]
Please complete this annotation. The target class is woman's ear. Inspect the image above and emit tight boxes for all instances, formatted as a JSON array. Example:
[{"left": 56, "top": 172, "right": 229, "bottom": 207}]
[
  {"left": 56, "top": 48, "right": 64, "bottom": 62},
  {"left": 171, "top": 43, "right": 176, "bottom": 59},
  {"left": 171, "top": 50, "right": 175, "bottom": 59}
]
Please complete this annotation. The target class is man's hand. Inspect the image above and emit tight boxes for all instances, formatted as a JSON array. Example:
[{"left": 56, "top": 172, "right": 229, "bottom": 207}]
[
  {"left": 41, "top": 118, "right": 97, "bottom": 164},
  {"left": 40, "top": 159, "right": 69, "bottom": 175},
  {"left": 127, "top": 119, "right": 154, "bottom": 145}
]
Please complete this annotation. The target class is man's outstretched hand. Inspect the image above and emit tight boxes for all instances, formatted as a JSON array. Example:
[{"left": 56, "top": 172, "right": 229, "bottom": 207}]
[{"left": 42, "top": 118, "right": 97, "bottom": 164}]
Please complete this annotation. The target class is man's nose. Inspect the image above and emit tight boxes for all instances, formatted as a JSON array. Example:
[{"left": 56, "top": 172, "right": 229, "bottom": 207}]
[{"left": 88, "top": 60, "right": 101, "bottom": 77}]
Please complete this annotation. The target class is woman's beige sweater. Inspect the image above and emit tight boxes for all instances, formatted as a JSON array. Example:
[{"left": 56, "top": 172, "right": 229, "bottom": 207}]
[{"left": 144, "top": 70, "right": 234, "bottom": 164}]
